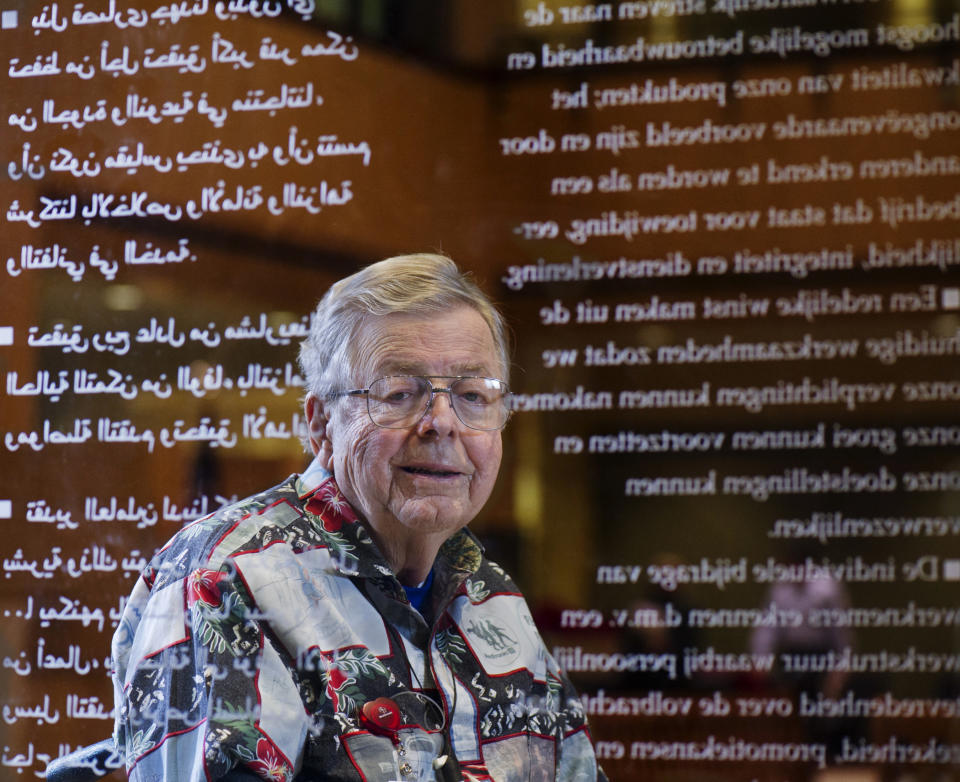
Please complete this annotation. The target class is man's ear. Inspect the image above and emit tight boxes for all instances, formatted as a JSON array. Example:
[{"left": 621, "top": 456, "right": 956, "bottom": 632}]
[{"left": 304, "top": 393, "right": 334, "bottom": 469}]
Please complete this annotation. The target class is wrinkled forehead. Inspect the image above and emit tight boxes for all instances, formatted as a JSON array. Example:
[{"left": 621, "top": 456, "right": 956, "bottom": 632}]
[{"left": 347, "top": 307, "right": 505, "bottom": 385}]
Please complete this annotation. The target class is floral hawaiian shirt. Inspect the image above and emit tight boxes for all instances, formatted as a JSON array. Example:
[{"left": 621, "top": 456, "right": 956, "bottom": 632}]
[{"left": 112, "top": 459, "right": 604, "bottom": 782}]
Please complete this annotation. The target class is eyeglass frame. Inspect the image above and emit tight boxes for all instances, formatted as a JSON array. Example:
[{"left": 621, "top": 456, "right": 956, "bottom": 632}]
[{"left": 327, "top": 375, "right": 513, "bottom": 431}]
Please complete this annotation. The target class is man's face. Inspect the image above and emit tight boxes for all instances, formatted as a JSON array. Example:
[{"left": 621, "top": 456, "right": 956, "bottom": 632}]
[{"left": 308, "top": 306, "right": 504, "bottom": 546}]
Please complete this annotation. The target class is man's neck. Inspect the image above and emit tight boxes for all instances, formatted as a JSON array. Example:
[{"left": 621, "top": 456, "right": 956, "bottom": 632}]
[{"left": 372, "top": 528, "right": 446, "bottom": 586}]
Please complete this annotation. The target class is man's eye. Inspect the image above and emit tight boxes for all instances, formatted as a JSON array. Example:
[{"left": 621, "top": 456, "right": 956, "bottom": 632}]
[{"left": 383, "top": 391, "right": 412, "bottom": 404}]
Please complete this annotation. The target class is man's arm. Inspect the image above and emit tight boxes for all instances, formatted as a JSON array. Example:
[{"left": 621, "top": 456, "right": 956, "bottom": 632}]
[{"left": 113, "top": 557, "right": 306, "bottom": 781}]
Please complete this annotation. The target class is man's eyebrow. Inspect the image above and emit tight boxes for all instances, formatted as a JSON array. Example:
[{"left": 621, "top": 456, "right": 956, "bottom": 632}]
[
  {"left": 449, "top": 363, "right": 491, "bottom": 375},
  {"left": 377, "top": 363, "right": 492, "bottom": 376}
]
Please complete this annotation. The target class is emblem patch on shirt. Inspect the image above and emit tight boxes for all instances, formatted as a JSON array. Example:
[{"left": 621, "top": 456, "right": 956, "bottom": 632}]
[{"left": 462, "top": 611, "right": 522, "bottom": 666}]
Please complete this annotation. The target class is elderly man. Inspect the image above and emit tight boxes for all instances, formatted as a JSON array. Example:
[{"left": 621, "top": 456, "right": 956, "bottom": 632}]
[{"left": 111, "top": 254, "right": 604, "bottom": 781}]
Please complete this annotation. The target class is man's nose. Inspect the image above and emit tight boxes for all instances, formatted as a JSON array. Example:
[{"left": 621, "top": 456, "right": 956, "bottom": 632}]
[{"left": 416, "top": 389, "right": 458, "bottom": 436}]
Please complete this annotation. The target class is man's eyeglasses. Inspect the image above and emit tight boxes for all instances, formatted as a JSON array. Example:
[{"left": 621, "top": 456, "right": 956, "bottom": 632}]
[{"left": 329, "top": 376, "right": 511, "bottom": 431}]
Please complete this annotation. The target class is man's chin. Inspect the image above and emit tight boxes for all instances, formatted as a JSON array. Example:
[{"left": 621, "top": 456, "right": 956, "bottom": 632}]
[{"left": 393, "top": 497, "right": 468, "bottom": 535}]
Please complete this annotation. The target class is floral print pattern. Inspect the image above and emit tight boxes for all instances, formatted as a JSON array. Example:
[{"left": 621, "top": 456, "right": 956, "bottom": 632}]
[{"left": 112, "top": 460, "right": 603, "bottom": 781}]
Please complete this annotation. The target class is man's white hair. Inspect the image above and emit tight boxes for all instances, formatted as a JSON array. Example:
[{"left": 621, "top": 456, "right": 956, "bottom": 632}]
[{"left": 299, "top": 253, "right": 510, "bottom": 398}]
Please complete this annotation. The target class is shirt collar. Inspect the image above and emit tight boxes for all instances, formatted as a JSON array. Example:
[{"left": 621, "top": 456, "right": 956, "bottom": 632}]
[{"left": 297, "top": 454, "right": 331, "bottom": 496}]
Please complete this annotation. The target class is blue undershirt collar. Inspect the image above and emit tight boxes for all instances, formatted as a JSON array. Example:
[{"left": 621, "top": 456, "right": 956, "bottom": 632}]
[{"left": 402, "top": 568, "right": 435, "bottom": 613}]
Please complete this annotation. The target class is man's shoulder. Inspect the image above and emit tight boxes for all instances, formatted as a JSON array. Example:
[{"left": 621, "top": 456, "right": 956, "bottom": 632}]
[
  {"left": 143, "top": 472, "right": 317, "bottom": 590},
  {"left": 473, "top": 550, "right": 524, "bottom": 598}
]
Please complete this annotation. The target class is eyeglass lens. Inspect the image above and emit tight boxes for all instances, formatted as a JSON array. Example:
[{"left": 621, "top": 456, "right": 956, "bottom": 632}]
[{"left": 367, "top": 376, "right": 509, "bottom": 430}]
